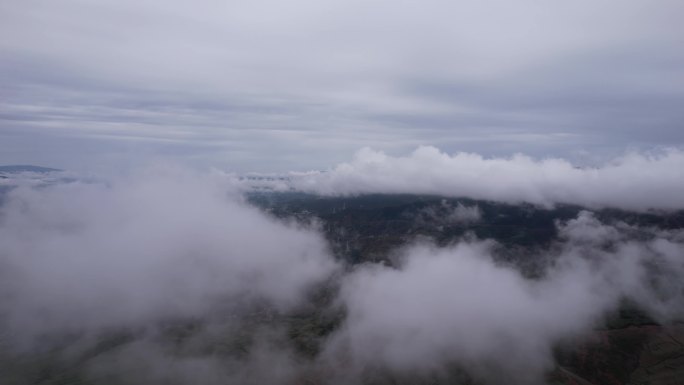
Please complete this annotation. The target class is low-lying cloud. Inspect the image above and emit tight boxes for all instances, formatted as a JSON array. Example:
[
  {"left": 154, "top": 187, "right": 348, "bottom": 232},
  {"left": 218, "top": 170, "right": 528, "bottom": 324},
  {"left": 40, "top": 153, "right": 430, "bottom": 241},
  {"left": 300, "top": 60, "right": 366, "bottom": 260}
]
[
  {"left": 0, "top": 168, "right": 338, "bottom": 348},
  {"left": 414, "top": 200, "right": 482, "bottom": 226},
  {"left": 282, "top": 146, "right": 684, "bottom": 211},
  {"left": 324, "top": 211, "right": 684, "bottom": 383},
  {"left": 0, "top": 168, "right": 683, "bottom": 384}
]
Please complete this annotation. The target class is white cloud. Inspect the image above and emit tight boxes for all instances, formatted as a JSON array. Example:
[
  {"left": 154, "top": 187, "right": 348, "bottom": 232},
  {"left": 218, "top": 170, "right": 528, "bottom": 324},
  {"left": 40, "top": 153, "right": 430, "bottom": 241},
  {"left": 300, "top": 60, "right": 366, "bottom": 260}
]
[
  {"left": 0, "top": 165, "right": 684, "bottom": 385},
  {"left": 1, "top": 167, "right": 684, "bottom": 383},
  {"left": 415, "top": 200, "right": 482, "bottom": 225},
  {"left": 324, "top": 212, "right": 684, "bottom": 383},
  {"left": 285, "top": 146, "right": 684, "bottom": 211},
  {"left": 0, "top": 167, "right": 338, "bottom": 348}
]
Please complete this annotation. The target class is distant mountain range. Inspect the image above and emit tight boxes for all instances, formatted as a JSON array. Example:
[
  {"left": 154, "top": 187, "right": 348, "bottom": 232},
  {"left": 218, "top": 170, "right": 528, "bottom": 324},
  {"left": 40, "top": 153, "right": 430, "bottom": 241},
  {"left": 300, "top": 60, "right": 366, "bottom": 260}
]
[{"left": 0, "top": 165, "right": 61, "bottom": 174}]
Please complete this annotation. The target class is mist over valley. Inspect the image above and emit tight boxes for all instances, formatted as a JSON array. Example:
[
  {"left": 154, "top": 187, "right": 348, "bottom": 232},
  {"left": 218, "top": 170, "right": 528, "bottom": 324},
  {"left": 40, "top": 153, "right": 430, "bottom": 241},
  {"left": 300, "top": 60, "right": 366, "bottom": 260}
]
[{"left": 1, "top": 159, "right": 683, "bottom": 385}]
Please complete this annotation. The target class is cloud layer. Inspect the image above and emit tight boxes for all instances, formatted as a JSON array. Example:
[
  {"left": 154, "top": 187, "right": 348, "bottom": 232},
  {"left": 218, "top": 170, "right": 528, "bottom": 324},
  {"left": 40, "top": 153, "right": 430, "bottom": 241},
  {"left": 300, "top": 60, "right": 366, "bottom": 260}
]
[
  {"left": 0, "top": 169, "right": 338, "bottom": 348},
  {"left": 282, "top": 146, "right": 684, "bottom": 211},
  {"left": 1, "top": 0, "right": 683, "bottom": 170},
  {"left": 1, "top": 170, "right": 683, "bottom": 384}
]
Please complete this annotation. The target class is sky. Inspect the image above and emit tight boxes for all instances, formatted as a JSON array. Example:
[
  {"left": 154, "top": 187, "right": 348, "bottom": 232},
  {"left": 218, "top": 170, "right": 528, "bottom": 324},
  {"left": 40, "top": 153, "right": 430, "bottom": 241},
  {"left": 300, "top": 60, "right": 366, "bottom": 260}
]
[{"left": 1, "top": 0, "right": 683, "bottom": 172}]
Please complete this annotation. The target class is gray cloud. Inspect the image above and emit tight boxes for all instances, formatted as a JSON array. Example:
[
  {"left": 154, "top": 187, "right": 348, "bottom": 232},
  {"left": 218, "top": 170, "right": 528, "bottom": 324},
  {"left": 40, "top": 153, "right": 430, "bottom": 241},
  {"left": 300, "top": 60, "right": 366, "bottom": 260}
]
[{"left": 1, "top": 0, "right": 683, "bottom": 170}]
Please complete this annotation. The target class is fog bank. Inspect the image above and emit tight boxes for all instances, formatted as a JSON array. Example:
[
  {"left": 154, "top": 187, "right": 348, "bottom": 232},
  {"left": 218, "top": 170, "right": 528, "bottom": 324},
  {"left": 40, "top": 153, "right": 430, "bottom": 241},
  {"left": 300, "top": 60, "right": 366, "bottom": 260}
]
[
  {"left": 282, "top": 146, "right": 684, "bottom": 211},
  {"left": 1, "top": 168, "right": 683, "bottom": 384},
  {"left": 0, "top": 168, "right": 338, "bottom": 349}
]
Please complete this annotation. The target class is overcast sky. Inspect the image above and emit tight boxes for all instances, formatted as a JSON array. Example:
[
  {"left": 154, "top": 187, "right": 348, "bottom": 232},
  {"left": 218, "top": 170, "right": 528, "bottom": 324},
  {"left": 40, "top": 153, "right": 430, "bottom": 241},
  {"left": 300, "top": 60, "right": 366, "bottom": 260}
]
[{"left": 1, "top": 0, "right": 683, "bottom": 172}]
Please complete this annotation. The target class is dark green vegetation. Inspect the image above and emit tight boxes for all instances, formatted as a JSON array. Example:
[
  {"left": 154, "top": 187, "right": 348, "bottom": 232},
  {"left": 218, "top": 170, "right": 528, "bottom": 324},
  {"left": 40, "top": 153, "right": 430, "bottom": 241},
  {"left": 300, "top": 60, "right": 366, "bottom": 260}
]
[{"left": 248, "top": 191, "right": 684, "bottom": 264}]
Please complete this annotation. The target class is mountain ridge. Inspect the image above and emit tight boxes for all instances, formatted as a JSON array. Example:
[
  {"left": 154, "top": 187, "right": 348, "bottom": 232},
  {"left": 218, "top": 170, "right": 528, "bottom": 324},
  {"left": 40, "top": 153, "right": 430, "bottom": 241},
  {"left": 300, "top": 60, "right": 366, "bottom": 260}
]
[{"left": 0, "top": 165, "right": 62, "bottom": 173}]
